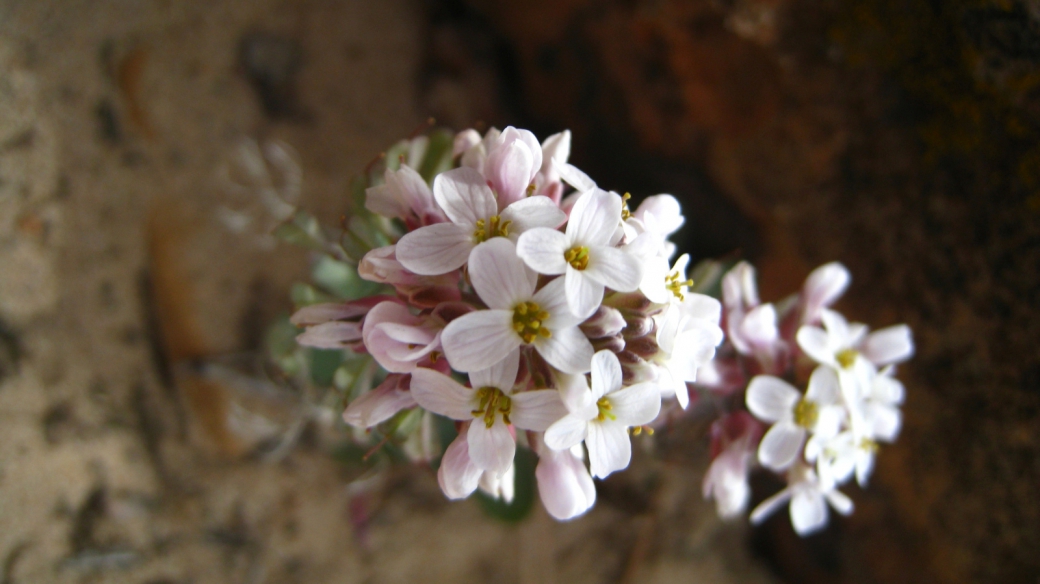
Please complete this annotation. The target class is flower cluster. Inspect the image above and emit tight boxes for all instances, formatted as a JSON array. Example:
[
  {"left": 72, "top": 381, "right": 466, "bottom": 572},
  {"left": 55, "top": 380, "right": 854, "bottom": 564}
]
[
  {"left": 698, "top": 261, "right": 913, "bottom": 535},
  {"left": 293, "top": 127, "right": 724, "bottom": 520},
  {"left": 287, "top": 126, "right": 913, "bottom": 534}
]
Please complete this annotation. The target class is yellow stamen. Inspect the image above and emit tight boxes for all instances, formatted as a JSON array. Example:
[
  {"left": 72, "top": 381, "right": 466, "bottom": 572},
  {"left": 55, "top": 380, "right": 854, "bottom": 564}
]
[
  {"left": 565, "top": 246, "right": 590, "bottom": 270},
  {"left": 665, "top": 271, "right": 694, "bottom": 301},
  {"left": 513, "top": 301, "right": 552, "bottom": 344},
  {"left": 793, "top": 399, "right": 818, "bottom": 429},
  {"left": 526, "top": 183, "right": 537, "bottom": 197},
  {"left": 472, "top": 215, "right": 512, "bottom": 242},
  {"left": 836, "top": 348, "right": 859, "bottom": 369},
  {"left": 596, "top": 397, "right": 616, "bottom": 422},
  {"left": 472, "top": 386, "right": 513, "bottom": 428},
  {"left": 621, "top": 192, "right": 632, "bottom": 220}
]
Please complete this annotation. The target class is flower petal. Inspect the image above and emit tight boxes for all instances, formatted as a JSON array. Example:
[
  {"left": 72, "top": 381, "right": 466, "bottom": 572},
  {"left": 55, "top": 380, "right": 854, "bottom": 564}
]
[
  {"left": 467, "top": 419, "right": 516, "bottom": 474},
  {"left": 510, "top": 390, "right": 567, "bottom": 431},
  {"left": 410, "top": 368, "right": 475, "bottom": 420},
  {"left": 533, "top": 325, "right": 594, "bottom": 374},
  {"left": 583, "top": 246, "right": 642, "bottom": 292},
  {"left": 533, "top": 276, "right": 583, "bottom": 328},
  {"left": 861, "top": 324, "right": 914, "bottom": 365},
  {"left": 441, "top": 310, "right": 522, "bottom": 372},
  {"left": 757, "top": 422, "right": 806, "bottom": 470},
  {"left": 553, "top": 158, "right": 596, "bottom": 193},
  {"left": 796, "top": 325, "right": 835, "bottom": 366},
  {"left": 590, "top": 350, "right": 623, "bottom": 399},
  {"left": 438, "top": 434, "right": 481, "bottom": 499},
  {"left": 295, "top": 322, "right": 362, "bottom": 349},
  {"left": 790, "top": 490, "right": 828, "bottom": 535},
  {"left": 544, "top": 414, "right": 590, "bottom": 451},
  {"left": 470, "top": 347, "right": 520, "bottom": 393},
  {"left": 586, "top": 421, "right": 632, "bottom": 478},
  {"left": 607, "top": 382, "right": 661, "bottom": 426},
  {"left": 469, "top": 238, "right": 537, "bottom": 309},
  {"left": 500, "top": 194, "right": 566, "bottom": 233},
  {"left": 536, "top": 446, "right": 595, "bottom": 520},
  {"left": 805, "top": 365, "right": 841, "bottom": 404},
  {"left": 396, "top": 222, "right": 474, "bottom": 275},
  {"left": 341, "top": 375, "right": 417, "bottom": 428},
  {"left": 825, "top": 488, "right": 854, "bottom": 516},
  {"left": 515, "top": 228, "right": 569, "bottom": 275},
  {"left": 565, "top": 268, "right": 604, "bottom": 320},
  {"left": 433, "top": 167, "right": 497, "bottom": 226},
  {"left": 746, "top": 376, "right": 801, "bottom": 422},
  {"left": 566, "top": 189, "right": 622, "bottom": 246},
  {"left": 750, "top": 487, "right": 792, "bottom": 525}
]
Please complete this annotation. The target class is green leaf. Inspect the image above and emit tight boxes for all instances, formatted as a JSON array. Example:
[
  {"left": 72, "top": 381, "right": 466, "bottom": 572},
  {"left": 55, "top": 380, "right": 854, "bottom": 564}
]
[
  {"left": 309, "top": 347, "right": 345, "bottom": 387},
  {"left": 290, "top": 282, "right": 337, "bottom": 307},
  {"left": 476, "top": 447, "right": 537, "bottom": 523},
  {"left": 311, "top": 255, "right": 381, "bottom": 300}
]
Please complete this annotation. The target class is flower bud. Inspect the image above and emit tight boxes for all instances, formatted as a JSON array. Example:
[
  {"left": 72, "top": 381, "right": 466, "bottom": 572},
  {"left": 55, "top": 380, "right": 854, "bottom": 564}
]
[
  {"left": 591, "top": 334, "right": 625, "bottom": 354},
  {"left": 624, "top": 334, "right": 659, "bottom": 359},
  {"left": 580, "top": 305, "right": 626, "bottom": 338},
  {"left": 622, "top": 314, "right": 655, "bottom": 339}
]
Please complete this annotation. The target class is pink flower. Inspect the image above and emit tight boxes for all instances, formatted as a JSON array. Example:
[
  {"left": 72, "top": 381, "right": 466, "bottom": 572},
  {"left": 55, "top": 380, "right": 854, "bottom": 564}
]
[
  {"left": 440, "top": 238, "right": 594, "bottom": 374},
  {"left": 358, "top": 245, "right": 461, "bottom": 308},
  {"left": 290, "top": 297, "right": 396, "bottom": 350},
  {"left": 364, "top": 164, "right": 446, "bottom": 229},
  {"left": 361, "top": 301, "right": 445, "bottom": 373},
  {"left": 342, "top": 374, "right": 417, "bottom": 428},
  {"left": 396, "top": 167, "right": 565, "bottom": 276},
  {"left": 483, "top": 127, "right": 543, "bottom": 209},
  {"left": 534, "top": 434, "right": 596, "bottom": 520},
  {"left": 703, "top": 413, "right": 762, "bottom": 518}
]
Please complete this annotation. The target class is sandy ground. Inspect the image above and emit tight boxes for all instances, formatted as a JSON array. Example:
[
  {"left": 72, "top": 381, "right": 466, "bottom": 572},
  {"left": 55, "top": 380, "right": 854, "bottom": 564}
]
[{"left": 0, "top": 1, "right": 779, "bottom": 583}]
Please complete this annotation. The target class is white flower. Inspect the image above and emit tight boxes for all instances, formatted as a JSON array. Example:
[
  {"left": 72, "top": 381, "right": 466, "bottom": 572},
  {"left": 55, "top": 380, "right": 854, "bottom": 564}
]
[
  {"left": 721, "top": 262, "right": 784, "bottom": 369},
  {"left": 750, "top": 462, "right": 854, "bottom": 536},
  {"left": 437, "top": 429, "right": 514, "bottom": 501},
  {"left": 516, "top": 189, "right": 643, "bottom": 319},
  {"left": 396, "top": 167, "right": 565, "bottom": 276},
  {"left": 746, "top": 367, "right": 845, "bottom": 471},
  {"left": 534, "top": 436, "right": 596, "bottom": 520},
  {"left": 847, "top": 360, "right": 905, "bottom": 442},
  {"left": 648, "top": 295, "right": 724, "bottom": 408},
  {"left": 637, "top": 253, "right": 695, "bottom": 305},
  {"left": 813, "top": 430, "right": 877, "bottom": 489},
  {"left": 544, "top": 351, "right": 661, "bottom": 478},
  {"left": 410, "top": 350, "right": 565, "bottom": 474},
  {"left": 440, "top": 238, "right": 594, "bottom": 374},
  {"left": 796, "top": 309, "right": 914, "bottom": 372},
  {"left": 626, "top": 194, "right": 684, "bottom": 254}
]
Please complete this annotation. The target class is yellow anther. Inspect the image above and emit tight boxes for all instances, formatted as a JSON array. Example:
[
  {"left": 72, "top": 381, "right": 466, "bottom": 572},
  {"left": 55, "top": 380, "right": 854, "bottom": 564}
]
[
  {"left": 513, "top": 301, "right": 550, "bottom": 344},
  {"left": 565, "top": 246, "right": 590, "bottom": 270},
  {"left": 665, "top": 271, "right": 694, "bottom": 301},
  {"left": 621, "top": 192, "right": 632, "bottom": 220},
  {"left": 472, "top": 386, "right": 513, "bottom": 428},
  {"left": 793, "top": 398, "right": 819, "bottom": 429},
  {"left": 526, "top": 183, "right": 537, "bottom": 197},
  {"left": 836, "top": 348, "right": 859, "bottom": 369},
  {"left": 472, "top": 215, "right": 511, "bottom": 243},
  {"left": 596, "top": 397, "right": 616, "bottom": 422},
  {"left": 860, "top": 437, "right": 878, "bottom": 453}
]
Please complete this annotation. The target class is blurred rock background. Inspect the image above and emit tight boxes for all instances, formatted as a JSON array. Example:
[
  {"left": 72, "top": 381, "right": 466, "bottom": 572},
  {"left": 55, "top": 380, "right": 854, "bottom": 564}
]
[{"left": 0, "top": 0, "right": 1037, "bottom": 583}]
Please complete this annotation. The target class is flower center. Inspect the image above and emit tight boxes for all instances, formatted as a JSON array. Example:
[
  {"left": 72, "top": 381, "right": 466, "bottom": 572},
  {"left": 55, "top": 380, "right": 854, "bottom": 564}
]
[
  {"left": 836, "top": 348, "right": 859, "bottom": 369},
  {"left": 472, "top": 386, "right": 512, "bottom": 428},
  {"left": 621, "top": 192, "right": 632, "bottom": 220},
  {"left": 793, "top": 398, "right": 818, "bottom": 429},
  {"left": 596, "top": 397, "right": 616, "bottom": 422},
  {"left": 859, "top": 437, "right": 878, "bottom": 453},
  {"left": 665, "top": 271, "right": 694, "bottom": 301},
  {"left": 565, "top": 246, "right": 590, "bottom": 270},
  {"left": 512, "top": 301, "right": 552, "bottom": 344},
  {"left": 472, "top": 215, "right": 512, "bottom": 243}
]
